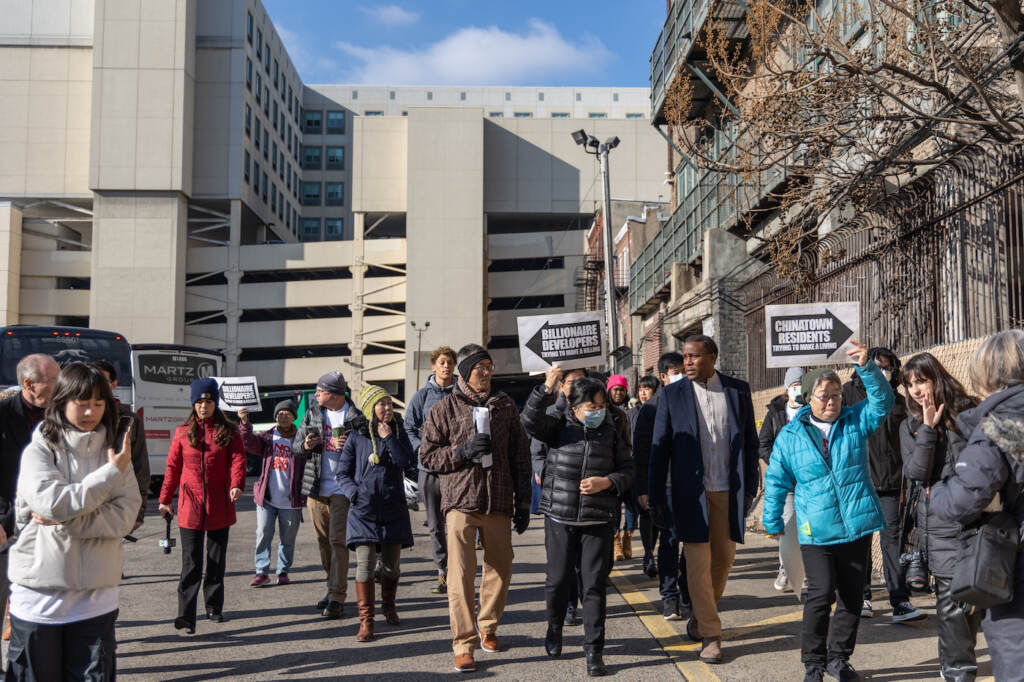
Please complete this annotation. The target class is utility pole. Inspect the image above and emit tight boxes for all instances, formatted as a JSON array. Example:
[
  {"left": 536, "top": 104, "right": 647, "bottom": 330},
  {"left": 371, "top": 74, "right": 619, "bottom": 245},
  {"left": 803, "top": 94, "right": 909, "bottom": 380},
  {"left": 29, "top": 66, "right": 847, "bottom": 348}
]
[{"left": 410, "top": 320, "right": 430, "bottom": 388}]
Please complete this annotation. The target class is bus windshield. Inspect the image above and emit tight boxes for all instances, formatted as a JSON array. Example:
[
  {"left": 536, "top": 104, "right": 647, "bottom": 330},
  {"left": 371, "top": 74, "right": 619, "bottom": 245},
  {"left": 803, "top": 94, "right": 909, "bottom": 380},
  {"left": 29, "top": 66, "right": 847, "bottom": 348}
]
[{"left": 0, "top": 327, "right": 131, "bottom": 389}]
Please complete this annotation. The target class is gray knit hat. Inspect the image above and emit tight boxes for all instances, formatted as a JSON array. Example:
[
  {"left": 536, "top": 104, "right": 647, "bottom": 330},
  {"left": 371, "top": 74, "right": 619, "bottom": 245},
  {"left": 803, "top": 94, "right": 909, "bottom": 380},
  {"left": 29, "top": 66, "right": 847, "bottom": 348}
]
[{"left": 784, "top": 367, "right": 805, "bottom": 387}]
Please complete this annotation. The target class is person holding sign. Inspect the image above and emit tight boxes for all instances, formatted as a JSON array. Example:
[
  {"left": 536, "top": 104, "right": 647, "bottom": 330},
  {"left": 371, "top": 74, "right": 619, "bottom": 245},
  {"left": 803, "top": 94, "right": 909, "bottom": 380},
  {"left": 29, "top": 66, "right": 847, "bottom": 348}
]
[
  {"left": 762, "top": 341, "right": 893, "bottom": 682},
  {"left": 420, "top": 344, "right": 532, "bottom": 674},
  {"left": 522, "top": 366, "right": 634, "bottom": 677},
  {"left": 158, "top": 377, "right": 246, "bottom": 635}
]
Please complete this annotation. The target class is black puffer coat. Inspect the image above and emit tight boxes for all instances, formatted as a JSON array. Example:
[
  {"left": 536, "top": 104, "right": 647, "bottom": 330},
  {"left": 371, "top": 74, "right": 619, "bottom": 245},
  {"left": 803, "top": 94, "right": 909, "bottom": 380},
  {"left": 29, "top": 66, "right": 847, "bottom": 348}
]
[
  {"left": 843, "top": 374, "right": 908, "bottom": 493},
  {"left": 900, "top": 417, "right": 969, "bottom": 578},
  {"left": 758, "top": 394, "right": 790, "bottom": 464},
  {"left": 292, "top": 401, "right": 366, "bottom": 498},
  {"left": 521, "top": 386, "right": 634, "bottom": 523}
]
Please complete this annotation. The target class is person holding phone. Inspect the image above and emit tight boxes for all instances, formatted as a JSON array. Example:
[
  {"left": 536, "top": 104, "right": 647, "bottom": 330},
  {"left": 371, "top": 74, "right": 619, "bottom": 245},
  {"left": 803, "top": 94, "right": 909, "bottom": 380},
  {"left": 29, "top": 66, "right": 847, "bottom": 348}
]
[{"left": 158, "top": 378, "right": 246, "bottom": 635}]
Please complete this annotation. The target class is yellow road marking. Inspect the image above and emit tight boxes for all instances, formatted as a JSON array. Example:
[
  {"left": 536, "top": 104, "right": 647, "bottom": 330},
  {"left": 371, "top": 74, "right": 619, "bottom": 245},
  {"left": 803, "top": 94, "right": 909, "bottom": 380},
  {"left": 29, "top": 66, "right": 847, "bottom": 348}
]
[{"left": 610, "top": 568, "right": 721, "bottom": 682}]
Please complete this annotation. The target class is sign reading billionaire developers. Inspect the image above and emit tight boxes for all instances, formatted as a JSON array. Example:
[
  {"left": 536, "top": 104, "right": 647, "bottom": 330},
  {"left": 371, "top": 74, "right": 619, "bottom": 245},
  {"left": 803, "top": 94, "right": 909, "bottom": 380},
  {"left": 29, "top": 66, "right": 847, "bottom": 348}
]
[
  {"left": 764, "top": 302, "right": 859, "bottom": 368},
  {"left": 212, "top": 376, "right": 262, "bottom": 412},
  {"left": 517, "top": 311, "right": 607, "bottom": 372}
]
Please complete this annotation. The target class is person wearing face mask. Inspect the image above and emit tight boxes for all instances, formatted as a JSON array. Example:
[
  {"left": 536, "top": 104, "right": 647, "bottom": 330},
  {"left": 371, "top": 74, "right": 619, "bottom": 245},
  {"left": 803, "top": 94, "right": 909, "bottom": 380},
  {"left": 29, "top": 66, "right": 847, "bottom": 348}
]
[
  {"left": 763, "top": 341, "right": 894, "bottom": 682},
  {"left": 606, "top": 375, "right": 637, "bottom": 561},
  {"left": 841, "top": 347, "right": 920, "bottom": 622},
  {"left": 759, "top": 366, "right": 805, "bottom": 593},
  {"left": 522, "top": 367, "right": 634, "bottom": 677},
  {"left": 649, "top": 336, "right": 760, "bottom": 665}
]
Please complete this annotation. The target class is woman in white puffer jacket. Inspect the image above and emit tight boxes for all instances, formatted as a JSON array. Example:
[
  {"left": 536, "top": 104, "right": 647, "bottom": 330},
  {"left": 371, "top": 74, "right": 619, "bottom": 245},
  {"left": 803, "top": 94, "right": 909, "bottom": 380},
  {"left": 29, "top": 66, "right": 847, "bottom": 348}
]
[{"left": 7, "top": 362, "right": 140, "bottom": 681}]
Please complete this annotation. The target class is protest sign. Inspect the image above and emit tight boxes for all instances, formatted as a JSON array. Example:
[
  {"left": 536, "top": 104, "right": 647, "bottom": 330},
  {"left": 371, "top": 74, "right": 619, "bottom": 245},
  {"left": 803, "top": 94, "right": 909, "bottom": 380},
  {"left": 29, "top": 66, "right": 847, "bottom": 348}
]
[
  {"left": 517, "top": 311, "right": 606, "bottom": 372},
  {"left": 212, "top": 376, "right": 261, "bottom": 412},
  {"left": 764, "top": 302, "right": 859, "bottom": 368}
]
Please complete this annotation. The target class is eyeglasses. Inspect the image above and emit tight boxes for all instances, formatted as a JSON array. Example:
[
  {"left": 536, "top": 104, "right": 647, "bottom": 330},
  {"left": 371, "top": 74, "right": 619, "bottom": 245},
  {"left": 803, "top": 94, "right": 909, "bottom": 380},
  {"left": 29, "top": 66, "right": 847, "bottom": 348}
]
[
  {"left": 473, "top": 363, "right": 494, "bottom": 375},
  {"left": 811, "top": 392, "right": 842, "bottom": 404}
]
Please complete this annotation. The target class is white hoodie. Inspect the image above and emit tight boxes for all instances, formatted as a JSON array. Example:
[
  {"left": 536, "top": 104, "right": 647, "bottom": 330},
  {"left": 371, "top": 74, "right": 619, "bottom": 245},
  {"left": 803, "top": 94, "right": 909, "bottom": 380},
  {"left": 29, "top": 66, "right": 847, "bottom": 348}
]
[{"left": 9, "top": 424, "right": 141, "bottom": 591}]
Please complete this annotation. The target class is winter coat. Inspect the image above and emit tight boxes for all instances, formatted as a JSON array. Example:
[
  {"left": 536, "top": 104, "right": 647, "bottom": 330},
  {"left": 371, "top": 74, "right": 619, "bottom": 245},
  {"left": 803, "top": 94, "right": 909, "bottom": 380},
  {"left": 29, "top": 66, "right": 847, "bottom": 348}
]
[
  {"left": 10, "top": 425, "right": 140, "bottom": 591},
  {"left": 159, "top": 420, "right": 246, "bottom": 531},
  {"left": 293, "top": 400, "right": 362, "bottom": 499},
  {"left": 758, "top": 394, "right": 791, "bottom": 464},
  {"left": 632, "top": 391, "right": 661, "bottom": 499},
  {"left": 0, "top": 394, "right": 45, "bottom": 538},
  {"left": 240, "top": 422, "right": 307, "bottom": 509},
  {"left": 521, "top": 386, "right": 634, "bottom": 523},
  {"left": 405, "top": 374, "right": 456, "bottom": 471},
  {"left": 843, "top": 374, "right": 908, "bottom": 493},
  {"left": 419, "top": 384, "right": 531, "bottom": 517},
  {"left": 763, "top": 361, "right": 893, "bottom": 546},
  {"left": 117, "top": 402, "right": 150, "bottom": 527},
  {"left": 338, "top": 415, "right": 415, "bottom": 549},
  {"left": 650, "top": 372, "right": 760, "bottom": 544},
  {"left": 900, "top": 416, "right": 968, "bottom": 578}
]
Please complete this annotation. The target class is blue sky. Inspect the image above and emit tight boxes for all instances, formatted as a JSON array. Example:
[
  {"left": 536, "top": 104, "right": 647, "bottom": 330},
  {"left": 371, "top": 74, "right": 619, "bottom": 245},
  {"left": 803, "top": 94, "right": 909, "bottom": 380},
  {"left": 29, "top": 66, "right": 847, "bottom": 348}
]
[{"left": 263, "top": 1, "right": 665, "bottom": 87}]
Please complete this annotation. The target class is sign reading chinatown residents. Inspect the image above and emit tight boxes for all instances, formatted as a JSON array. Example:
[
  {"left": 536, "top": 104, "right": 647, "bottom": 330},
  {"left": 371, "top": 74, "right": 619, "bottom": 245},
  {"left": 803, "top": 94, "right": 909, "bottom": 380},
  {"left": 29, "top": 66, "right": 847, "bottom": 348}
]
[
  {"left": 764, "top": 302, "right": 859, "bottom": 368},
  {"left": 517, "top": 311, "right": 607, "bottom": 373},
  {"left": 212, "top": 376, "right": 262, "bottom": 412}
]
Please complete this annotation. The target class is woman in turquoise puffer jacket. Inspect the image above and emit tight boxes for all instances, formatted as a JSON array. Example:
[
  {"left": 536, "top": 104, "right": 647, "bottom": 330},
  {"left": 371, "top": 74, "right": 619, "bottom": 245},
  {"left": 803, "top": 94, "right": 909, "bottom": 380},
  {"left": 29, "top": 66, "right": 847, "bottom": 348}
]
[{"left": 763, "top": 341, "right": 893, "bottom": 682}]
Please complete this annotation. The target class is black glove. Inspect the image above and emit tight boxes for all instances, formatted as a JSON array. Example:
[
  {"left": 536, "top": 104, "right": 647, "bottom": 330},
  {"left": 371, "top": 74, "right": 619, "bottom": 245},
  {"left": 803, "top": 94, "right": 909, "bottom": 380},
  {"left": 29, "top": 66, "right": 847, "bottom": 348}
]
[
  {"left": 651, "top": 503, "right": 671, "bottom": 531},
  {"left": 513, "top": 508, "right": 530, "bottom": 535},
  {"left": 455, "top": 433, "right": 492, "bottom": 462}
]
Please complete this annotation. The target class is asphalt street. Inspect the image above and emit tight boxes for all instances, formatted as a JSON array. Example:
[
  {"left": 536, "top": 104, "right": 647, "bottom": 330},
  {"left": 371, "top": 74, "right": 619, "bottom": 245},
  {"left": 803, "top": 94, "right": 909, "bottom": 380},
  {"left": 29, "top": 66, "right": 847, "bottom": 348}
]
[{"left": 7, "top": 485, "right": 995, "bottom": 681}]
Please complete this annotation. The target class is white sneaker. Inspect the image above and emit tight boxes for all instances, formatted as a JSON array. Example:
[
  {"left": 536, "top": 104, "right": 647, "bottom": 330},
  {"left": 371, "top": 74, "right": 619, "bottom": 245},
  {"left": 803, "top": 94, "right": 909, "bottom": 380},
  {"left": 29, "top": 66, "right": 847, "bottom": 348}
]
[
  {"left": 860, "top": 600, "right": 873, "bottom": 618},
  {"left": 773, "top": 568, "right": 790, "bottom": 592}
]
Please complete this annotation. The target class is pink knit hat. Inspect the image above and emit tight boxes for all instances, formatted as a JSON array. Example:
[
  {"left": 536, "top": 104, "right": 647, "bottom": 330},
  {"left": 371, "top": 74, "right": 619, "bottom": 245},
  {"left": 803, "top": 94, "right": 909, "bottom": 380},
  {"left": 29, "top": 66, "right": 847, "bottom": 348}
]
[{"left": 606, "top": 374, "right": 628, "bottom": 391}]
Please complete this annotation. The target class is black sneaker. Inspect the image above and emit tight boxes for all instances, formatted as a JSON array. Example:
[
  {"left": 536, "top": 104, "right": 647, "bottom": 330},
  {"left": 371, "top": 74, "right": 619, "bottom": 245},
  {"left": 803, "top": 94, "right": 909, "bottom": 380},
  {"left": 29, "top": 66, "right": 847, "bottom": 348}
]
[
  {"left": 804, "top": 665, "right": 825, "bottom": 682},
  {"left": 679, "top": 597, "right": 693, "bottom": 620},
  {"left": 891, "top": 601, "right": 925, "bottom": 623},
  {"left": 322, "top": 600, "right": 343, "bottom": 619},
  {"left": 315, "top": 593, "right": 330, "bottom": 610},
  {"left": 826, "top": 658, "right": 858, "bottom": 682},
  {"left": 206, "top": 611, "right": 224, "bottom": 623},
  {"left": 174, "top": 617, "right": 195, "bottom": 636},
  {"left": 564, "top": 604, "right": 582, "bottom": 626},
  {"left": 662, "top": 597, "right": 681, "bottom": 621},
  {"left": 642, "top": 557, "right": 658, "bottom": 578}
]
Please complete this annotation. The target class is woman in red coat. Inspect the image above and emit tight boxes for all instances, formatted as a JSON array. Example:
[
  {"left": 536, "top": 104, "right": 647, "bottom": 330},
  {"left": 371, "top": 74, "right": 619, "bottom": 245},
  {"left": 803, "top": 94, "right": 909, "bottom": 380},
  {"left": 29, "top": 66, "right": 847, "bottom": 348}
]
[{"left": 158, "top": 377, "right": 246, "bottom": 635}]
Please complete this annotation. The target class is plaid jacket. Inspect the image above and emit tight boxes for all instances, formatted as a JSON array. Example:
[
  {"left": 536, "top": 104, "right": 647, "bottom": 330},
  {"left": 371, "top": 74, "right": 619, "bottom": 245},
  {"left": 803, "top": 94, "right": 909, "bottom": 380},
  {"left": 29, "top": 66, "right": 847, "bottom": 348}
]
[{"left": 420, "top": 387, "right": 531, "bottom": 517}]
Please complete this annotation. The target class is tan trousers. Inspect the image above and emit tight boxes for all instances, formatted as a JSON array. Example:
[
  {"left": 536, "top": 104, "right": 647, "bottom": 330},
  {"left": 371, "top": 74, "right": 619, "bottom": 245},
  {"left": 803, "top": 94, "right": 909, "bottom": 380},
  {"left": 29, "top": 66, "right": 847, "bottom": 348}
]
[
  {"left": 445, "top": 510, "right": 514, "bottom": 654},
  {"left": 684, "top": 490, "right": 736, "bottom": 638},
  {"left": 307, "top": 494, "right": 350, "bottom": 602}
]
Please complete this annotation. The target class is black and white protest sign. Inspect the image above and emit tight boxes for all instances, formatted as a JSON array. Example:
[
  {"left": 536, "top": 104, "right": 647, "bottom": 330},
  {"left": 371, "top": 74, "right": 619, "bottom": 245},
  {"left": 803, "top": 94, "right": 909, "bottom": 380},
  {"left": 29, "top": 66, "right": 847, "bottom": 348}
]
[
  {"left": 213, "top": 376, "right": 262, "bottom": 412},
  {"left": 517, "top": 311, "right": 607, "bottom": 372},
  {"left": 764, "top": 302, "right": 859, "bottom": 368}
]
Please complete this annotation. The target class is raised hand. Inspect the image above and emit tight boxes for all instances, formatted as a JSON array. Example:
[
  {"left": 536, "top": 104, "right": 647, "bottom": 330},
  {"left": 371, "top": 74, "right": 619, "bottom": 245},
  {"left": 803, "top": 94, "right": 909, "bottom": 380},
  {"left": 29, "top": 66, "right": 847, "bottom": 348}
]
[
  {"left": 544, "top": 365, "right": 564, "bottom": 393},
  {"left": 237, "top": 408, "right": 249, "bottom": 424},
  {"left": 846, "top": 339, "right": 868, "bottom": 367},
  {"left": 922, "top": 393, "right": 946, "bottom": 428},
  {"left": 108, "top": 431, "right": 132, "bottom": 473},
  {"left": 377, "top": 420, "right": 392, "bottom": 439}
]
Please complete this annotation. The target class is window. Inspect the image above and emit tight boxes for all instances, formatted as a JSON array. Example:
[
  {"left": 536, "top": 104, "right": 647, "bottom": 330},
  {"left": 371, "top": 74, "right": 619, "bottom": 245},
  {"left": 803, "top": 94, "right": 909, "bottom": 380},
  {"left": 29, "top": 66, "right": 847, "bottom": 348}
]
[
  {"left": 488, "top": 294, "right": 564, "bottom": 310},
  {"left": 286, "top": 125, "right": 291, "bottom": 150},
  {"left": 325, "top": 182, "right": 344, "bottom": 206},
  {"left": 302, "top": 218, "right": 321, "bottom": 240},
  {"left": 253, "top": 161, "right": 260, "bottom": 186},
  {"left": 588, "top": 112, "right": 607, "bottom": 118},
  {"left": 256, "top": 29, "right": 262, "bottom": 55},
  {"left": 575, "top": 92, "right": 582, "bottom": 101},
  {"left": 262, "top": 171, "right": 268, "bottom": 202},
  {"left": 551, "top": 112, "right": 569, "bottom": 118},
  {"left": 325, "top": 146, "right": 345, "bottom": 170},
  {"left": 324, "top": 218, "right": 343, "bottom": 239},
  {"left": 489, "top": 111, "right": 503, "bottom": 118},
  {"left": 302, "top": 182, "right": 321, "bottom": 205},
  {"left": 538, "top": 92, "right": 544, "bottom": 101},
  {"left": 287, "top": 86, "right": 293, "bottom": 111},
  {"left": 285, "top": 203, "right": 290, "bottom": 228},
  {"left": 363, "top": 110, "right": 383, "bottom": 117},
  {"left": 272, "top": 101, "right": 278, "bottom": 128},
  {"left": 302, "top": 145, "right": 322, "bottom": 170},
  {"left": 245, "top": 58, "right": 252, "bottom": 89},
  {"left": 294, "top": 97, "right": 300, "bottom": 123},
  {"left": 264, "top": 45, "right": 270, "bottom": 71},
  {"left": 244, "top": 104, "right": 251, "bottom": 135},
  {"left": 263, "top": 130, "right": 269, "bottom": 158},
  {"left": 271, "top": 142, "right": 278, "bottom": 169},
  {"left": 303, "top": 109, "right": 322, "bottom": 134},
  {"left": 243, "top": 150, "right": 250, "bottom": 182},
  {"left": 326, "top": 110, "right": 346, "bottom": 134},
  {"left": 282, "top": 76, "right": 286, "bottom": 99},
  {"left": 513, "top": 112, "right": 532, "bottom": 118},
  {"left": 460, "top": 91, "right": 466, "bottom": 101},
  {"left": 247, "top": 12, "right": 253, "bottom": 43},
  {"left": 254, "top": 119, "right": 261, "bottom": 147},
  {"left": 286, "top": 165, "right": 291, "bottom": 189},
  {"left": 273, "top": 59, "right": 278, "bottom": 87},
  {"left": 505, "top": 92, "right": 511, "bottom": 101},
  {"left": 255, "top": 73, "right": 261, "bottom": 100},
  {"left": 351, "top": 89, "right": 358, "bottom": 100},
  {"left": 613, "top": 92, "right": 619, "bottom": 102},
  {"left": 401, "top": 111, "right": 407, "bottom": 116},
  {"left": 625, "top": 113, "right": 643, "bottom": 119},
  {"left": 271, "top": 184, "right": 276, "bottom": 212},
  {"left": 389, "top": 90, "right": 395, "bottom": 100},
  {"left": 263, "top": 87, "right": 269, "bottom": 114},
  {"left": 279, "top": 152, "right": 285, "bottom": 178},
  {"left": 426, "top": 91, "right": 433, "bottom": 101}
]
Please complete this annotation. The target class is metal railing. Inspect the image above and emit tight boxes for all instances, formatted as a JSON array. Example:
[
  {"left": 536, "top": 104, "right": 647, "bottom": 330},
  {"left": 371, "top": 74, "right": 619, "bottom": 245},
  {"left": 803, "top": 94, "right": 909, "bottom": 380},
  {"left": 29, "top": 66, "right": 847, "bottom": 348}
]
[{"left": 650, "top": 0, "right": 709, "bottom": 123}]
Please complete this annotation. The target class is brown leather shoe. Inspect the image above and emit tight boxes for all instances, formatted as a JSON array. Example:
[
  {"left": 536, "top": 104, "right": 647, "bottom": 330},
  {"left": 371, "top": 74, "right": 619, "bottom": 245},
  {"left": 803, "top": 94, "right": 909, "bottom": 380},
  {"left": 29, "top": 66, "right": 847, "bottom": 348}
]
[
  {"left": 699, "top": 637, "right": 723, "bottom": 664},
  {"left": 355, "top": 581, "right": 375, "bottom": 642},
  {"left": 454, "top": 653, "right": 476, "bottom": 672},
  {"left": 480, "top": 633, "right": 500, "bottom": 652},
  {"left": 686, "top": 616, "right": 701, "bottom": 642}
]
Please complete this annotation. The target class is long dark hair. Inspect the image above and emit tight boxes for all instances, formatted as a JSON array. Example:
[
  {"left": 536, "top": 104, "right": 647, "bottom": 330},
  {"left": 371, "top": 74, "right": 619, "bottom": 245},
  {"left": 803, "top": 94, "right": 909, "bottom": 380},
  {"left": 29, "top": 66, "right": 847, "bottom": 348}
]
[
  {"left": 186, "top": 406, "right": 238, "bottom": 448},
  {"left": 901, "top": 352, "right": 978, "bottom": 431},
  {"left": 42, "top": 362, "right": 118, "bottom": 447}
]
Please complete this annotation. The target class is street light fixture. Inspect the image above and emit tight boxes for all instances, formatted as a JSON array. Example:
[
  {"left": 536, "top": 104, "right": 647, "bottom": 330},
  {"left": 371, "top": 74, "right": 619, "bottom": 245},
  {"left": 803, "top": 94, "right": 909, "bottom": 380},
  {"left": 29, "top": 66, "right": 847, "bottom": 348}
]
[{"left": 410, "top": 320, "right": 430, "bottom": 388}]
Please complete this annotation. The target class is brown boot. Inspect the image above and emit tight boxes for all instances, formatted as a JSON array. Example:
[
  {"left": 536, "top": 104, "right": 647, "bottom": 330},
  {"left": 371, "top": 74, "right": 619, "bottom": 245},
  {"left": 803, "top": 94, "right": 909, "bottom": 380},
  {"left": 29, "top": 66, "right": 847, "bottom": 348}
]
[
  {"left": 613, "top": 532, "right": 625, "bottom": 561},
  {"left": 381, "top": 577, "right": 401, "bottom": 625},
  {"left": 622, "top": 530, "right": 633, "bottom": 559},
  {"left": 355, "top": 580, "right": 375, "bottom": 642}
]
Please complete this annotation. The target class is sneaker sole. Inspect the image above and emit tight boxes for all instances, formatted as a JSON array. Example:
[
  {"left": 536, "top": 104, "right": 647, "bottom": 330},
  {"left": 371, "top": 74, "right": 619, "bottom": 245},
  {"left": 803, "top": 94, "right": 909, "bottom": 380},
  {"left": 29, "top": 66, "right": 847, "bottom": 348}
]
[
  {"left": 455, "top": 666, "right": 476, "bottom": 673},
  {"left": 664, "top": 613, "right": 682, "bottom": 621},
  {"left": 891, "top": 612, "right": 926, "bottom": 623}
]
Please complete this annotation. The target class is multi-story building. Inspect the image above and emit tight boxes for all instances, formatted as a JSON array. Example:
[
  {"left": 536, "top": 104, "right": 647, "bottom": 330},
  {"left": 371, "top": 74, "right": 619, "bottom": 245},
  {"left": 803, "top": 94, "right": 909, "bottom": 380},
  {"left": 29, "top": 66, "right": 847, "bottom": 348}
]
[{"left": 0, "top": 0, "right": 666, "bottom": 403}]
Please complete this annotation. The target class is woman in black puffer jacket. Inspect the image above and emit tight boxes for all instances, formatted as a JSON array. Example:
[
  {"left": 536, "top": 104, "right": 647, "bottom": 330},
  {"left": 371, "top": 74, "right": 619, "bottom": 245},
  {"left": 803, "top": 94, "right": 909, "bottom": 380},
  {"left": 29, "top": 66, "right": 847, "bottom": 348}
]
[
  {"left": 899, "top": 352, "right": 981, "bottom": 682},
  {"left": 522, "top": 367, "right": 634, "bottom": 678}
]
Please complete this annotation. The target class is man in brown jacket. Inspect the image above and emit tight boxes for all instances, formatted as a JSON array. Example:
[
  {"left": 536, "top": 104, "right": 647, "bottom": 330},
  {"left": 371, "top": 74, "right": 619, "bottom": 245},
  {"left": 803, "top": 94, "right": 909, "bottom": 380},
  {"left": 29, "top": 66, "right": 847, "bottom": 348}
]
[{"left": 420, "top": 344, "right": 532, "bottom": 673}]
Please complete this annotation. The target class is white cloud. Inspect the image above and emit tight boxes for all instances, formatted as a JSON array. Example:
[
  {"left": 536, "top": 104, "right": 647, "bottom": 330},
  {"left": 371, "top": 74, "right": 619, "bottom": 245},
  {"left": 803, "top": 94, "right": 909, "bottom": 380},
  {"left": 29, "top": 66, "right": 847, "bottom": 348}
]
[
  {"left": 335, "top": 20, "right": 611, "bottom": 85},
  {"left": 359, "top": 5, "right": 420, "bottom": 27},
  {"left": 276, "top": 24, "right": 338, "bottom": 79}
]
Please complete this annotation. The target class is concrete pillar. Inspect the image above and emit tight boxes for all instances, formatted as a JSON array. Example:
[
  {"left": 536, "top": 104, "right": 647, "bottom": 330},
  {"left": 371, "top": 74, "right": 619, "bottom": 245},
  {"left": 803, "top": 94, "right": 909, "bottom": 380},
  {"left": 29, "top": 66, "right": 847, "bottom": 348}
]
[
  {"left": 350, "top": 211, "right": 366, "bottom": 391},
  {"left": 224, "top": 200, "right": 242, "bottom": 374},
  {"left": 0, "top": 203, "right": 22, "bottom": 326}
]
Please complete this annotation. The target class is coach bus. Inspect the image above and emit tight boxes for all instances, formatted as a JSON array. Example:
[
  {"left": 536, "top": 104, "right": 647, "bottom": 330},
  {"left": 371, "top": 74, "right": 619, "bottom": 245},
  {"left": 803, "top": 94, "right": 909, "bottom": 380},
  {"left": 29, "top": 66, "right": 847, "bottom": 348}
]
[
  {"left": 131, "top": 344, "right": 223, "bottom": 491},
  {"left": 0, "top": 325, "right": 132, "bottom": 404}
]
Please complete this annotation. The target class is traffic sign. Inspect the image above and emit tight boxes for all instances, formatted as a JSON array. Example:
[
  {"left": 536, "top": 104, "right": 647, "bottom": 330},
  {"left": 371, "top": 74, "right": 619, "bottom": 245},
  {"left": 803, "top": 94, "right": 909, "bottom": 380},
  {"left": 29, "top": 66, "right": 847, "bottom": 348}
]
[
  {"left": 764, "top": 302, "right": 859, "bottom": 368},
  {"left": 517, "top": 311, "right": 607, "bottom": 372}
]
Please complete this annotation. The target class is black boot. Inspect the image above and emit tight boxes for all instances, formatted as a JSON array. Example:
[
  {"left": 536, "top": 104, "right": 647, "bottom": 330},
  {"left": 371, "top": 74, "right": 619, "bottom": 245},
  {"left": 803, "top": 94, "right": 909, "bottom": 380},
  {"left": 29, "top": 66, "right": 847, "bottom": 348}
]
[
  {"left": 545, "top": 624, "right": 562, "bottom": 657},
  {"left": 586, "top": 651, "right": 607, "bottom": 677}
]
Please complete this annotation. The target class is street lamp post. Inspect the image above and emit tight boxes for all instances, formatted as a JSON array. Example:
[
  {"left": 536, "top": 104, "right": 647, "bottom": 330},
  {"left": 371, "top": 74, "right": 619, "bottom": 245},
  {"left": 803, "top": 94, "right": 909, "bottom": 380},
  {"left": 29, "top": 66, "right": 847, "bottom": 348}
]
[
  {"left": 571, "top": 130, "right": 621, "bottom": 374},
  {"left": 410, "top": 320, "right": 430, "bottom": 388}
]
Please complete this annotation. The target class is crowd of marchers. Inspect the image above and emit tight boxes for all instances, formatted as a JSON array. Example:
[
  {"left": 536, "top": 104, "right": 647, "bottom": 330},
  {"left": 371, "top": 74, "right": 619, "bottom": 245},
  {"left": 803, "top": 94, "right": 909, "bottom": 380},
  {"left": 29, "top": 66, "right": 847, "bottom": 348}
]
[{"left": 0, "top": 330, "right": 1021, "bottom": 681}]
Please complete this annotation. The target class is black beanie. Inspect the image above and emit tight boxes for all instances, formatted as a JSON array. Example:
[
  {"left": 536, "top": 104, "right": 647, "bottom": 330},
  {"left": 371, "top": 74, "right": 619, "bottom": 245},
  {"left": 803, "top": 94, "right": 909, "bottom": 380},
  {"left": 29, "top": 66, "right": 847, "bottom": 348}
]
[{"left": 274, "top": 399, "right": 297, "bottom": 417}]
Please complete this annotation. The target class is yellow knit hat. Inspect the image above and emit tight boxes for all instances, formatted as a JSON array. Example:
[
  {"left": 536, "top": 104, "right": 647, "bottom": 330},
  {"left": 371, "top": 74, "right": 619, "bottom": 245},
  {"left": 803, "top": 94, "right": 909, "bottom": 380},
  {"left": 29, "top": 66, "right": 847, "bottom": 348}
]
[{"left": 359, "top": 384, "right": 390, "bottom": 465}]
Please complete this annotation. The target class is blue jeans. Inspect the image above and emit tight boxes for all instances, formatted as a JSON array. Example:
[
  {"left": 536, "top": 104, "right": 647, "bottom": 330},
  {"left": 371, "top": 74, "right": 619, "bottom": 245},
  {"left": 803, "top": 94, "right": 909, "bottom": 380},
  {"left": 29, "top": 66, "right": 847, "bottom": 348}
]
[
  {"left": 530, "top": 475, "right": 542, "bottom": 514},
  {"left": 255, "top": 503, "right": 302, "bottom": 575}
]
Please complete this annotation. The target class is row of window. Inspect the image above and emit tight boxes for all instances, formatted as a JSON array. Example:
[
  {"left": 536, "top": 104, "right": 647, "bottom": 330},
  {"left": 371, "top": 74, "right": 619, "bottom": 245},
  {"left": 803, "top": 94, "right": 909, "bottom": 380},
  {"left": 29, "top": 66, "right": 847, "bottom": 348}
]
[
  {"left": 300, "top": 217, "right": 345, "bottom": 241},
  {"left": 365, "top": 90, "right": 628, "bottom": 104},
  {"left": 483, "top": 111, "right": 633, "bottom": 119},
  {"left": 243, "top": 152, "right": 298, "bottom": 233},
  {"left": 300, "top": 181, "right": 345, "bottom": 206},
  {"left": 302, "top": 145, "right": 345, "bottom": 171},
  {"left": 302, "top": 110, "right": 346, "bottom": 135}
]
